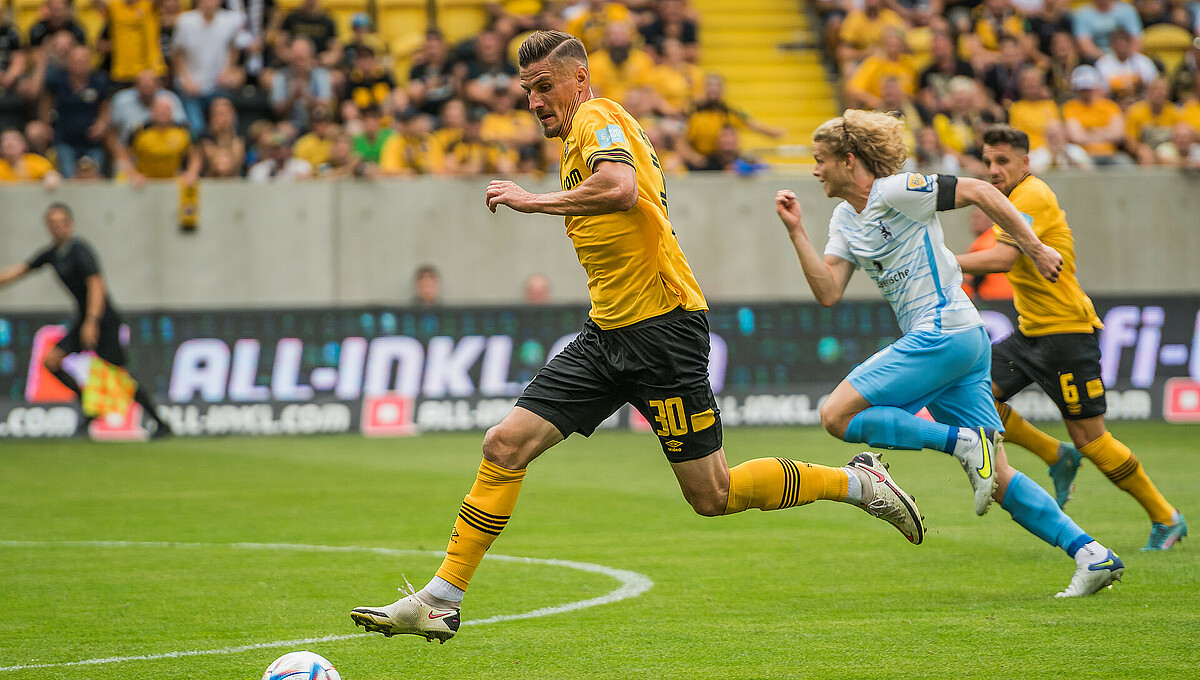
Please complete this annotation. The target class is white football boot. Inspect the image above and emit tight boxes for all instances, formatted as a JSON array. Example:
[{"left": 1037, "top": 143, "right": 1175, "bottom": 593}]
[
  {"left": 847, "top": 452, "right": 925, "bottom": 545},
  {"left": 351, "top": 578, "right": 460, "bottom": 643}
]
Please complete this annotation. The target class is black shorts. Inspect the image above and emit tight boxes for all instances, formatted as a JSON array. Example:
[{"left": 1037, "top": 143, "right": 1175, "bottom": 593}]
[
  {"left": 516, "top": 307, "right": 722, "bottom": 463},
  {"left": 55, "top": 311, "right": 127, "bottom": 367},
  {"left": 991, "top": 329, "right": 1105, "bottom": 420}
]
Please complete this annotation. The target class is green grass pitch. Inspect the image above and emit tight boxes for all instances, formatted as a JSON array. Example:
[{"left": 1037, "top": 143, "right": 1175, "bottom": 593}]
[{"left": 2, "top": 423, "right": 1198, "bottom": 679}]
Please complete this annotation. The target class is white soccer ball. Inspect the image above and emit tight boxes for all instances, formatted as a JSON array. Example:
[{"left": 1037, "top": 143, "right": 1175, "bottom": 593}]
[{"left": 262, "top": 650, "right": 341, "bottom": 680}]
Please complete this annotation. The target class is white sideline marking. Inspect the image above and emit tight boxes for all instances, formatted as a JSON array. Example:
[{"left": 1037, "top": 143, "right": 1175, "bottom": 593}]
[{"left": 0, "top": 540, "right": 654, "bottom": 672}]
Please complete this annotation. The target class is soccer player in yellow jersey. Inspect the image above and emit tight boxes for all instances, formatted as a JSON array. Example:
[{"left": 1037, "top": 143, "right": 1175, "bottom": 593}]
[
  {"left": 958, "top": 124, "right": 1186, "bottom": 550},
  {"left": 350, "top": 30, "right": 927, "bottom": 643}
]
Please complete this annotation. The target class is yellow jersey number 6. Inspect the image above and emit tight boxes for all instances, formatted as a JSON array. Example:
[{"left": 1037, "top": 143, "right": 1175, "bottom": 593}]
[{"left": 649, "top": 397, "right": 688, "bottom": 436}]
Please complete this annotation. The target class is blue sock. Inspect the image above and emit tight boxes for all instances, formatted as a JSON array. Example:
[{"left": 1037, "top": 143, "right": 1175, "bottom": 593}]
[
  {"left": 845, "top": 406, "right": 959, "bottom": 453},
  {"left": 1000, "top": 471, "right": 1093, "bottom": 557}
]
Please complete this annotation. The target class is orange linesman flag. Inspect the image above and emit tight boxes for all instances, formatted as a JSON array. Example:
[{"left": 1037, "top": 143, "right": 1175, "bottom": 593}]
[{"left": 82, "top": 357, "right": 138, "bottom": 418}]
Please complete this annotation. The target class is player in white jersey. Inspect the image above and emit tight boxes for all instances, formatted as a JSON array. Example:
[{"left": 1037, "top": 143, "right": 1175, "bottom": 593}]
[{"left": 775, "top": 110, "right": 1124, "bottom": 597}]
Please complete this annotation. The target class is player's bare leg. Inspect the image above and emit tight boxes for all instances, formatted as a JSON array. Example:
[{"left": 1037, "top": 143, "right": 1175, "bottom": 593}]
[
  {"left": 351, "top": 407, "right": 562, "bottom": 642},
  {"left": 995, "top": 399, "right": 1082, "bottom": 508}
]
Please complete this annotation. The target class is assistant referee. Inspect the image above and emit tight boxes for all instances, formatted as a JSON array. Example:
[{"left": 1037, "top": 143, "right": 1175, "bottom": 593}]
[{"left": 0, "top": 202, "right": 172, "bottom": 437}]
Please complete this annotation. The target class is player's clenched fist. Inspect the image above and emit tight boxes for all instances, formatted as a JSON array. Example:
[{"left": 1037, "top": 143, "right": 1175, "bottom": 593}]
[
  {"left": 485, "top": 180, "right": 536, "bottom": 214},
  {"left": 775, "top": 190, "right": 804, "bottom": 233},
  {"left": 1032, "top": 244, "right": 1064, "bottom": 283}
]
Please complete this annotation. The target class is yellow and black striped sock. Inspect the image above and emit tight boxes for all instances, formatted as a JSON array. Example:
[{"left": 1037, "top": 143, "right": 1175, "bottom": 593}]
[
  {"left": 435, "top": 459, "right": 526, "bottom": 591},
  {"left": 1079, "top": 432, "right": 1175, "bottom": 524},
  {"left": 996, "top": 401, "right": 1062, "bottom": 466},
  {"left": 724, "top": 458, "right": 848, "bottom": 514}
]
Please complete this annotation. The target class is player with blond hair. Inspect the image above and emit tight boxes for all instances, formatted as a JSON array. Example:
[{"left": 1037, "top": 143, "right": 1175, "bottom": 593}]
[
  {"left": 958, "top": 123, "right": 1185, "bottom": 550},
  {"left": 350, "top": 33, "right": 926, "bottom": 643},
  {"left": 775, "top": 109, "right": 1124, "bottom": 597}
]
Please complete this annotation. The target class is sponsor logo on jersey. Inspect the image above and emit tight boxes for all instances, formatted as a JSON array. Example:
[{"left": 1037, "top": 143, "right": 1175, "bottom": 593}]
[
  {"left": 595, "top": 124, "right": 626, "bottom": 149},
  {"left": 907, "top": 173, "right": 934, "bottom": 192}
]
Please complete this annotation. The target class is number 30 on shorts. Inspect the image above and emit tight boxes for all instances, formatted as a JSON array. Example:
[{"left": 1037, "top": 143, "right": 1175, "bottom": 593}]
[{"left": 648, "top": 398, "right": 717, "bottom": 437}]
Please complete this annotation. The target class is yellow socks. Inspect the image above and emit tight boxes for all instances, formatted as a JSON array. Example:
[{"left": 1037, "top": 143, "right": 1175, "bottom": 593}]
[
  {"left": 724, "top": 458, "right": 848, "bottom": 514},
  {"left": 1079, "top": 432, "right": 1175, "bottom": 524},
  {"left": 995, "top": 401, "right": 1061, "bottom": 466},
  {"left": 435, "top": 459, "right": 526, "bottom": 591}
]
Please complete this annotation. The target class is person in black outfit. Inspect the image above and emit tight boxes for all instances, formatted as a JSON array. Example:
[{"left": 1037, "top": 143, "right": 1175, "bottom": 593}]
[{"left": 0, "top": 203, "right": 172, "bottom": 437}]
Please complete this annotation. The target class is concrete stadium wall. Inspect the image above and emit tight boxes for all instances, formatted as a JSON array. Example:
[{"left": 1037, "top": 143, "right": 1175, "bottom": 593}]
[{"left": 1, "top": 169, "right": 1197, "bottom": 312}]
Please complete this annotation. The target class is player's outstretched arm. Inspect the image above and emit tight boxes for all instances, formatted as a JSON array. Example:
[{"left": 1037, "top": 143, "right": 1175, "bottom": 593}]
[
  {"left": 776, "top": 189, "right": 855, "bottom": 307},
  {"left": 0, "top": 262, "right": 30, "bottom": 288},
  {"left": 954, "top": 177, "right": 1063, "bottom": 282},
  {"left": 485, "top": 161, "right": 636, "bottom": 216},
  {"left": 956, "top": 242, "right": 1020, "bottom": 275}
]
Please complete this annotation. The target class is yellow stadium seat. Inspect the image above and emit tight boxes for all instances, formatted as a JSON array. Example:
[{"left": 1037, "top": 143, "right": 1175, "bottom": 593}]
[
  {"left": 378, "top": 0, "right": 428, "bottom": 47},
  {"left": 1143, "top": 23, "right": 1194, "bottom": 75},
  {"left": 435, "top": 0, "right": 488, "bottom": 44}
]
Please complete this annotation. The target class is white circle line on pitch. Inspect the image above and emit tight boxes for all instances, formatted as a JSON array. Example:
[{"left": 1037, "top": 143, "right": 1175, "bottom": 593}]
[{"left": 0, "top": 540, "right": 655, "bottom": 672}]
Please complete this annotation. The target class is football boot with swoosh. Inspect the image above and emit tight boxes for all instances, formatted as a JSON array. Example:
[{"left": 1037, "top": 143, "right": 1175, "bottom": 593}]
[
  {"left": 957, "top": 427, "right": 1000, "bottom": 516},
  {"left": 351, "top": 578, "right": 460, "bottom": 643},
  {"left": 847, "top": 452, "right": 925, "bottom": 545},
  {"left": 1056, "top": 543, "right": 1125, "bottom": 598}
]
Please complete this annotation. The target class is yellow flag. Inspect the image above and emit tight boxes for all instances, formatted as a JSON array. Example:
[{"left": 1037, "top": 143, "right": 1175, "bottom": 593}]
[{"left": 82, "top": 357, "right": 138, "bottom": 418}]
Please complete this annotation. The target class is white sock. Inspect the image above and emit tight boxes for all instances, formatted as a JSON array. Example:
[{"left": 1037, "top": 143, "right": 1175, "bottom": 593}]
[
  {"left": 952, "top": 428, "right": 981, "bottom": 458},
  {"left": 1072, "top": 540, "right": 1105, "bottom": 564},
  {"left": 422, "top": 576, "right": 465, "bottom": 606},
  {"left": 844, "top": 468, "right": 864, "bottom": 505}
]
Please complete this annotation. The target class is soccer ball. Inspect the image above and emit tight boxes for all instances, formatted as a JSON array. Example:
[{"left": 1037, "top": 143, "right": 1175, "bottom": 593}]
[{"left": 262, "top": 651, "right": 341, "bottom": 680}]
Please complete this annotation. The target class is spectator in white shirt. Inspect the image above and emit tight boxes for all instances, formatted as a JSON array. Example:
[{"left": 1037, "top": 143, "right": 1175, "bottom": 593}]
[
  {"left": 1029, "top": 120, "right": 1095, "bottom": 171},
  {"left": 1094, "top": 27, "right": 1160, "bottom": 106},
  {"left": 172, "top": 0, "right": 245, "bottom": 136}
]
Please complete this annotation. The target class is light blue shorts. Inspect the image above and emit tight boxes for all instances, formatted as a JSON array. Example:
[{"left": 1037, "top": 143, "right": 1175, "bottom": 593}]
[{"left": 847, "top": 325, "right": 1003, "bottom": 430}]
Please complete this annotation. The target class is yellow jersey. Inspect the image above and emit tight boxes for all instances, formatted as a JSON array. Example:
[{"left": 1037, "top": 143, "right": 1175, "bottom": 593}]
[
  {"left": 130, "top": 124, "right": 191, "bottom": 178},
  {"left": 108, "top": 0, "right": 165, "bottom": 81},
  {"left": 1062, "top": 97, "right": 1121, "bottom": 155},
  {"left": 560, "top": 98, "right": 707, "bottom": 329},
  {"left": 992, "top": 174, "right": 1102, "bottom": 337},
  {"left": 0, "top": 153, "right": 55, "bottom": 181},
  {"left": 1007, "top": 99, "right": 1061, "bottom": 150}
]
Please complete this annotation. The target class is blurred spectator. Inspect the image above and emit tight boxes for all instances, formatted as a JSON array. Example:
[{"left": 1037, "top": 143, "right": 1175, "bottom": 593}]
[
  {"left": 1168, "top": 38, "right": 1198, "bottom": 102},
  {"left": 566, "top": 0, "right": 634, "bottom": 53},
  {"left": 523, "top": 273, "right": 551, "bottom": 305},
  {"left": 443, "top": 110, "right": 516, "bottom": 175},
  {"left": 408, "top": 31, "right": 458, "bottom": 117},
  {"left": 890, "top": 0, "right": 945, "bottom": 28},
  {"left": 24, "top": 120, "right": 53, "bottom": 159},
  {"left": 157, "top": 0, "right": 180, "bottom": 80},
  {"left": 248, "top": 130, "right": 312, "bottom": 180},
  {"left": 1125, "top": 78, "right": 1181, "bottom": 162},
  {"left": 640, "top": 0, "right": 699, "bottom": 60},
  {"left": 292, "top": 105, "right": 337, "bottom": 172},
  {"left": 110, "top": 69, "right": 185, "bottom": 145},
  {"left": 980, "top": 33, "right": 1029, "bottom": 106},
  {"left": 686, "top": 74, "right": 782, "bottom": 158},
  {"left": 1029, "top": 119, "right": 1095, "bottom": 169},
  {"left": 1007, "top": 66, "right": 1061, "bottom": 149},
  {"left": 352, "top": 105, "right": 392, "bottom": 165},
  {"left": 879, "top": 77, "right": 923, "bottom": 148},
  {"left": 37, "top": 45, "right": 110, "bottom": 177},
  {"left": 172, "top": 0, "right": 245, "bottom": 136},
  {"left": 74, "top": 155, "right": 103, "bottom": 179},
  {"left": 838, "top": 0, "right": 908, "bottom": 66},
  {"left": 1045, "top": 30, "right": 1084, "bottom": 103},
  {"left": 462, "top": 30, "right": 518, "bottom": 106},
  {"left": 481, "top": 83, "right": 539, "bottom": 152},
  {"left": 1094, "top": 26, "right": 1161, "bottom": 105},
  {"left": 589, "top": 21, "right": 656, "bottom": 105},
  {"left": 243, "top": 118, "right": 274, "bottom": 167},
  {"left": 0, "top": 12, "right": 26, "bottom": 131},
  {"left": 278, "top": 0, "right": 340, "bottom": 68},
  {"left": 29, "top": 0, "right": 87, "bottom": 51},
  {"left": 918, "top": 26, "right": 975, "bottom": 114},
  {"left": 1158, "top": 121, "right": 1200, "bottom": 167},
  {"left": 1027, "top": 0, "right": 1073, "bottom": 56},
  {"left": 316, "top": 131, "right": 366, "bottom": 178},
  {"left": 652, "top": 37, "right": 704, "bottom": 113},
  {"left": 344, "top": 45, "right": 395, "bottom": 112},
  {"left": 698, "top": 125, "right": 766, "bottom": 174},
  {"left": 961, "top": 208, "right": 1013, "bottom": 301},
  {"left": 343, "top": 13, "right": 387, "bottom": 67},
  {"left": 903, "top": 125, "right": 962, "bottom": 174},
  {"left": 1182, "top": 72, "right": 1200, "bottom": 130},
  {"left": 1072, "top": 0, "right": 1144, "bottom": 61},
  {"left": 931, "top": 76, "right": 989, "bottom": 157},
  {"left": 379, "top": 111, "right": 436, "bottom": 176},
  {"left": 1062, "top": 65, "right": 1130, "bottom": 163},
  {"left": 0, "top": 128, "right": 60, "bottom": 187},
  {"left": 99, "top": 0, "right": 166, "bottom": 88},
  {"left": 963, "top": 0, "right": 1028, "bottom": 69},
  {"left": 120, "top": 93, "right": 200, "bottom": 185},
  {"left": 272, "top": 37, "right": 333, "bottom": 129},
  {"left": 644, "top": 123, "right": 688, "bottom": 175},
  {"left": 199, "top": 96, "right": 244, "bottom": 176},
  {"left": 413, "top": 264, "right": 441, "bottom": 307},
  {"left": 844, "top": 28, "right": 917, "bottom": 110}
]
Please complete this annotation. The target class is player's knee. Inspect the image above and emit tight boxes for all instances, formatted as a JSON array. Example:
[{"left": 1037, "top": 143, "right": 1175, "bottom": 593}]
[
  {"left": 688, "top": 492, "right": 727, "bottom": 517},
  {"left": 819, "top": 402, "right": 848, "bottom": 439},
  {"left": 481, "top": 424, "right": 533, "bottom": 469}
]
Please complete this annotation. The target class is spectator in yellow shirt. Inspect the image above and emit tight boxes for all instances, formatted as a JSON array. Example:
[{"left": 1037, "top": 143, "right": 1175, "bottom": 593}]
[
  {"left": 0, "top": 129, "right": 60, "bottom": 188},
  {"left": 587, "top": 21, "right": 655, "bottom": 107},
  {"left": 686, "top": 74, "right": 783, "bottom": 158},
  {"left": 1125, "top": 78, "right": 1181, "bottom": 164},
  {"left": 844, "top": 29, "right": 917, "bottom": 110},
  {"left": 1007, "top": 66, "right": 1061, "bottom": 150},
  {"left": 565, "top": 0, "right": 632, "bottom": 53},
  {"left": 652, "top": 37, "right": 704, "bottom": 114},
  {"left": 838, "top": 0, "right": 908, "bottom": 66},
  {"left": 292, "top": 105, "right": 338, "bottom": 174},
  {"left": 118, "top": 93, "right": 201, "bottom": 185},
  {"left": 379, "top": 111, "right": 437, "bottom": 176},
  {"left": 1062, "top": 65, "right": 1129, "bottom": 164},
  {"left": 99, "top": 0, "right": 166, "bottom": 87}
]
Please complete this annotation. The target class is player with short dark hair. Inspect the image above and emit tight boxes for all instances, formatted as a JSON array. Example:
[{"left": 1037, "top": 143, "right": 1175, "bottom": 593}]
[
  {"left": 0, "top": 203, "right": 172, "bottom": 437},
  {"left": 958, "top": 124, "right": 1185, "bottom": 550},
  {"left": 350, "top": 31, "right": 926, "bottom": 643},
  {"left": 775, "top": 109, "right": 1124, "bottom": 597}
]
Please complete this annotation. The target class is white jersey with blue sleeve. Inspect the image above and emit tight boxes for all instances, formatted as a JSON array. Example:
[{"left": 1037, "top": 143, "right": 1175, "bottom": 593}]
[{"left": 825, "top": 172, "right": 982, "bottom": 334}]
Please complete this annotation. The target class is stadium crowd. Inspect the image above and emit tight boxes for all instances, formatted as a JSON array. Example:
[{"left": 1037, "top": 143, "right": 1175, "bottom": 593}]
[
  {"left": 0, "top": 0, "right": 791, "bottom": 183},
  {"left": 822, "top": 0, "right": 1200, "bottom": 170}
]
